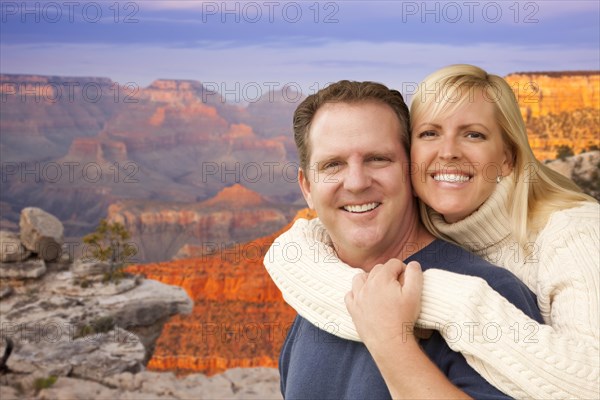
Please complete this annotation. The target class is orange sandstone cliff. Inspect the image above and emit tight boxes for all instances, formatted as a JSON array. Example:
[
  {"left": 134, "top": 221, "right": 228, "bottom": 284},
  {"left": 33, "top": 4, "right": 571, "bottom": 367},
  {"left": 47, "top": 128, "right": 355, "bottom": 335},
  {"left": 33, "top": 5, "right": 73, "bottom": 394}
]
[
  {"left": 504, "top": 71, "right": 599, "bottom": 160},
  {"left": 126, "top": 208, "right": 317, "bottom": 376}
]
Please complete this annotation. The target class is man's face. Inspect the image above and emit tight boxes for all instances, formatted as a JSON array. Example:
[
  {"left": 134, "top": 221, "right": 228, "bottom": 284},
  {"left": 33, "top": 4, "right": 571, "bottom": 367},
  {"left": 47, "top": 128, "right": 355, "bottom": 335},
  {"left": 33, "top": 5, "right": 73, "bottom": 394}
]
[{"left": 298, "top": 101, "right": 416, "bottom": 266}]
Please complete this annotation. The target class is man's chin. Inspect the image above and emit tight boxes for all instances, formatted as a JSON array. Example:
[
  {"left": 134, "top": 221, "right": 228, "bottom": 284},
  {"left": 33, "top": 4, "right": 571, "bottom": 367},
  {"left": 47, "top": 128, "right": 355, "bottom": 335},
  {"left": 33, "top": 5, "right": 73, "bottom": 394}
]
[{"left": 332, "top": 230, "right": 383, "bottom": 252}]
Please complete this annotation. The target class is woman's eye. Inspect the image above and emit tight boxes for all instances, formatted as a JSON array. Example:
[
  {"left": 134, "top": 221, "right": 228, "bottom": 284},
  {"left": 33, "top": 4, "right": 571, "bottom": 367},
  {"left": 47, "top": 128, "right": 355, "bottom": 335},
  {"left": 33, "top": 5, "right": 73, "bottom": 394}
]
[{"left": 417, "top": 130, "right": 437, "bottom": 138}]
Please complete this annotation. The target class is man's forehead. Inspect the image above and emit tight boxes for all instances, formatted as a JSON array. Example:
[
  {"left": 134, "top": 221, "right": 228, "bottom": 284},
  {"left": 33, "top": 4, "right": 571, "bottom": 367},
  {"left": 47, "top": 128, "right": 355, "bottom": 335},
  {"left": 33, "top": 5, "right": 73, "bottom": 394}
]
[{"left": 309, "top": 102, "right": 404, "bottom": 150}]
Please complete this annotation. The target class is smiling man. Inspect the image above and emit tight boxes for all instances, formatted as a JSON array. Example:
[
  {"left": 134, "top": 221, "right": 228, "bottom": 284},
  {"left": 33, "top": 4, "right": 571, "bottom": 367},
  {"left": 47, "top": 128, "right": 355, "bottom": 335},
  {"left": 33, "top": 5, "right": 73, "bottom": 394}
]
[
  {"left": 297, "top": 100, "right": 426, "bottom": 270},
  {"left": 268, "top": 80, "right": 542, "bottom": 399}
]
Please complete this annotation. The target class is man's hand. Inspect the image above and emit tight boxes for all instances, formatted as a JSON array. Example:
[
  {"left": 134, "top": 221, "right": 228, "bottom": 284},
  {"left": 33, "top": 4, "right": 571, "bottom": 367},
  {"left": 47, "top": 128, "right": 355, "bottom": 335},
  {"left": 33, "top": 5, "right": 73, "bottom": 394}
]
[{"left": 344, "top": 259, "right": 423, "bottom": 349}]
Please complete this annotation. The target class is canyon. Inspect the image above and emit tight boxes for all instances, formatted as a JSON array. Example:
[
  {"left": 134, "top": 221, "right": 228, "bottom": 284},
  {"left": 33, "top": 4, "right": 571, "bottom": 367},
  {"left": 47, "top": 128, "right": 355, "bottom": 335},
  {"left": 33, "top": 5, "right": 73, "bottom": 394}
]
[
  {"left": 125, "top": 208, "right": 316, "bottom": 376},
  {"left": 2, "top": 71, "right": 598, "bottom": 249},
  {"left": 125, "top": 149, "right": 600, "bottom": 378},
  {"left": 107, "top": 184, "right": 302, "bottom": 262},
  {"left": 1, "top": 75, "right": 300, "bottom": 241},
  {"left": 504, "top": 71, "right": 599, "bottom": 160},
  {"left": 1, "top": 70, "right": 599, "bottom": 382}
]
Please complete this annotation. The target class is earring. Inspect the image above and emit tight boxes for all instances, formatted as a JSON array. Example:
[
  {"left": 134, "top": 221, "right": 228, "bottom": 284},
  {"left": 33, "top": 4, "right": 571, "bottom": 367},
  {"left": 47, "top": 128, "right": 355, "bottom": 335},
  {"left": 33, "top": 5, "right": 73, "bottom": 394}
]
[{"left": 496, "top": 175, "right": 503, "bottom": 184}]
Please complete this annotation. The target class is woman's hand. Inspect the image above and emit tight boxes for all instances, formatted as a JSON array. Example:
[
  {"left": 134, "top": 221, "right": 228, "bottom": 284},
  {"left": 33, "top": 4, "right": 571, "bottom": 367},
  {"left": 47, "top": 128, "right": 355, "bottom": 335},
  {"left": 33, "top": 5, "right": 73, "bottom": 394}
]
[{"left": 344, "top": 259, "right": 423, "bottom": 349}]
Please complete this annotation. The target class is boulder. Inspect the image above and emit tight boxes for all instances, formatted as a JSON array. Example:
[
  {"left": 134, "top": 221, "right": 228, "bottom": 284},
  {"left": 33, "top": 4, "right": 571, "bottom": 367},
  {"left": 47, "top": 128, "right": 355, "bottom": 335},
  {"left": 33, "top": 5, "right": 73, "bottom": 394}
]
[
  {"left": 7, "top": 328, "right": 145, "bottom": 380},
  {"left": 0, "top": 231, "right": 31, "bottom": 262},
  {"left": 19, "top": 208, "right": 64, "bottom": 262}
]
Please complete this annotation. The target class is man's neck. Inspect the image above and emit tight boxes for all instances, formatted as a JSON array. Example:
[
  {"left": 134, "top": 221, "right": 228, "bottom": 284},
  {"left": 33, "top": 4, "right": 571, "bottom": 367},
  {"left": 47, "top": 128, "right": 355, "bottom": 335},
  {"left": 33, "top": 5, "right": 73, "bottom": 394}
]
[{"left": 338, "top": 222, "right": 435, "bottom": 272}]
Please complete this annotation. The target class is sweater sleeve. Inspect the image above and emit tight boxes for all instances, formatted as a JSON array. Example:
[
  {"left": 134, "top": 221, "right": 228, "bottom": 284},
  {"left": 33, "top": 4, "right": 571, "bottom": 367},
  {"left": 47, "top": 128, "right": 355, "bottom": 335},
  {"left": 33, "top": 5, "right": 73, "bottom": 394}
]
[
  {"left": 431, "top": 204, "right": 599, "bottom": 399},
  {"left": 264, "top": 215, "right": 600, "bottom": 399},
  {"left": 264, "top": 218, "right": 363, "bottom": 339}
]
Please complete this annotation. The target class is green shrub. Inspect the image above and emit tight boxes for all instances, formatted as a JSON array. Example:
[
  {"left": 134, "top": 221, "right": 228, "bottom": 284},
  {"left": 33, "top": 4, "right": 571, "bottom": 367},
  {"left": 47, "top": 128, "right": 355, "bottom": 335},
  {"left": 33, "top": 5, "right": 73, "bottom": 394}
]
[{"left": 33, "top": 376, "right": 57, "bottom": 392}]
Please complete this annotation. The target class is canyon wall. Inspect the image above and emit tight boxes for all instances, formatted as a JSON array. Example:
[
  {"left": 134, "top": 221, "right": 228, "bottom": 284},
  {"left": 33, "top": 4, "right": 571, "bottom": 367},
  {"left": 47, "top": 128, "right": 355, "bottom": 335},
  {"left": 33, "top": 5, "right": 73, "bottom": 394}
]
[
  {"left": 108, "top": 184, "right": 302, "bottom": 262},
  {"left": 2, "top": 71, "right": 598, "bottom": 252},
  {"left": 504, "top": 71, "right": 599, "bottom": 160},
  {"left": 1, "top": 75, "right": 301, "bottom": 238},
  {"left": 126, "top": 209, "right": 317, "bottom": 376}
]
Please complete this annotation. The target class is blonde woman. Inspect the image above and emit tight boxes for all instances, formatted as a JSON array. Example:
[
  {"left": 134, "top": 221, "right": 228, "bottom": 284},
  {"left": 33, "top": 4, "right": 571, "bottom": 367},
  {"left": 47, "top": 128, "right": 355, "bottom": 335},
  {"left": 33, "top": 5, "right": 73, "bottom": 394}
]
[{"left": 265, "top": 65, "right": 599, "bottom": 398}]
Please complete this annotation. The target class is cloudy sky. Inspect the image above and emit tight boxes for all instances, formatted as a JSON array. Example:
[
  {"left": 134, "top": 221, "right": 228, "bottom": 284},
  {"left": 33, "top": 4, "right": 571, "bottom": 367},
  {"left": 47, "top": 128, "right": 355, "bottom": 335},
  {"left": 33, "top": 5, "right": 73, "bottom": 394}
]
[{"left": 1, "top": 0, "right": 598, "bottom": 100}]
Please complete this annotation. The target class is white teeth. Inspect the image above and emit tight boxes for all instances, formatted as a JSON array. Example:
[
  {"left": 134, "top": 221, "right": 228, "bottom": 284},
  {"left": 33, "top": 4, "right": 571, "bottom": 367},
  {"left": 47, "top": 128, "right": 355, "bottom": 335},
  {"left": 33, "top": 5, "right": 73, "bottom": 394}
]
[
  {"left": 433, "top": 173, "right": 471, "bottom": 183},
  {"left": 343, "top": 202, "right": 380, "bottom": 213}
]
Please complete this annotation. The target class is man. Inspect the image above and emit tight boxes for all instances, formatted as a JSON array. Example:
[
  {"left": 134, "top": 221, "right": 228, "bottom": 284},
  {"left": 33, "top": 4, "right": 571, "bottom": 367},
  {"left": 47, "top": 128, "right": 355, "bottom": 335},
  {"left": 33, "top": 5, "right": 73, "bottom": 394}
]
[{"left": 265, "top": 81, "right": 542, "bottom": 399}]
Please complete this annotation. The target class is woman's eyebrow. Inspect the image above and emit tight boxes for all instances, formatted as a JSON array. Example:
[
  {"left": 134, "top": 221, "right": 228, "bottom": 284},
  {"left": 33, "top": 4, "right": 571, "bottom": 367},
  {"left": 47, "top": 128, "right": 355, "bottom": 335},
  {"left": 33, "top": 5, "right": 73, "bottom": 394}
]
[{"left": 457, "top": 123, "right": 489, "bottom": 131}]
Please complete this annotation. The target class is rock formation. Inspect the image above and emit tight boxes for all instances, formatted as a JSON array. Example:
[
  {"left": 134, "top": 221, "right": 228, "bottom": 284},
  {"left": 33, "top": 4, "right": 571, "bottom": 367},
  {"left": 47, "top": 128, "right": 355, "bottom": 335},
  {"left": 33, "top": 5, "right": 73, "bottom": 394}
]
[
  {"left": 1, "top": 71, "right": 597, "bottom": 258},
  {"left": 0, "top": 74, "right": 301, "bottom": 237},
  {"left": 504, "top": 71, "right": 599, "bottom": 160},
  {"left": 0, "top": 74, "right": 120, "bottom": 162},
  {"left": 0, "top": 207, "right": 282, "bottom": 399},
  {"left": 546, "top": 151, "right": 600, "bottom": 200},
  {"left": 107, "top": 184, "right": 303, "bottom": 262},
  {"left": 126, "top": 208, "right": 317, "bottom": 377}
]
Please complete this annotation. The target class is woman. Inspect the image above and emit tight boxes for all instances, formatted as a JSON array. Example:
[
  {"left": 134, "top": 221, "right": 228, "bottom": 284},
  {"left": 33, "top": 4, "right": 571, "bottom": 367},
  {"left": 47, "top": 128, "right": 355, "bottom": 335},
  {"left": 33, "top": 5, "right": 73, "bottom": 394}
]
[{"left": 264, "top": 65, "right": 599, "bottom": 398}]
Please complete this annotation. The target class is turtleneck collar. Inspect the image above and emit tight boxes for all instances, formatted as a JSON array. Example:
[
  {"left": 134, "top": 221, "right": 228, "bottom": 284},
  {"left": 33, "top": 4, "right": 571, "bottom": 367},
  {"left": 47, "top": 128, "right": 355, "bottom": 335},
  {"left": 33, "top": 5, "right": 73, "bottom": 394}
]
[{"left": 428, "top": 174, "right": 514, "bottom": 253}]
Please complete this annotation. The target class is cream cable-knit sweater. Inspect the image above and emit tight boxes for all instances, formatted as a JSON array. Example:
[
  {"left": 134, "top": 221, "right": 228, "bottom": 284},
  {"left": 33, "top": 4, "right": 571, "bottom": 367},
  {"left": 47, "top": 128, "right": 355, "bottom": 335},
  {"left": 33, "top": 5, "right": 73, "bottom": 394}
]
[{"left": 264, "top": 178, "right": 600, "bottom": 399}]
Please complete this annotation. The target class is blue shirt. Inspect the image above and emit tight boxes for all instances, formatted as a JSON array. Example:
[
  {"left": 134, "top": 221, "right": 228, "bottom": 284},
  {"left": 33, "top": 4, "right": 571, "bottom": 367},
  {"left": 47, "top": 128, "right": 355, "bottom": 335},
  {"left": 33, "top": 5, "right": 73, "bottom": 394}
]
[{"left": 279, "top": 239, "right": 543, "bottom": 399}]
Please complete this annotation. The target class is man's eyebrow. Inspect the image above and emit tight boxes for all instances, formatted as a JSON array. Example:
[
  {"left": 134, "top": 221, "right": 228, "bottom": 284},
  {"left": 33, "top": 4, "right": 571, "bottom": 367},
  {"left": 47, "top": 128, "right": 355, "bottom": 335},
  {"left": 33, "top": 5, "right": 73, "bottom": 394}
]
[
  {"left": 312, "top": 155, "right": 341, "bottom": 166},
  {"left": 364, "top": 151, "right": 397, "bottom": 159}
]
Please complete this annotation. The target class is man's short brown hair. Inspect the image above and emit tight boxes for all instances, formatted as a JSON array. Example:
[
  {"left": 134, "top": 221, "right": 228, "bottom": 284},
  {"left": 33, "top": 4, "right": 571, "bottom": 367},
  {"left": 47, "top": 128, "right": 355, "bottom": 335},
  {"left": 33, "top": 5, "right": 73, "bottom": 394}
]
[{"left": 293, "top": 80, "right": 410, "bottom": 171}]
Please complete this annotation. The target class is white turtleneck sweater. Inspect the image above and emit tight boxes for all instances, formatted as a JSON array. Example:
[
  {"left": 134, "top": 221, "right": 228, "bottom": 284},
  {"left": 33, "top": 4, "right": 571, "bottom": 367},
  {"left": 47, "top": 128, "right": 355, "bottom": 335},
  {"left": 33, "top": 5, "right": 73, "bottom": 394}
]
[{"left": 264, "top": 177, "right": 600, "bottom": 399}]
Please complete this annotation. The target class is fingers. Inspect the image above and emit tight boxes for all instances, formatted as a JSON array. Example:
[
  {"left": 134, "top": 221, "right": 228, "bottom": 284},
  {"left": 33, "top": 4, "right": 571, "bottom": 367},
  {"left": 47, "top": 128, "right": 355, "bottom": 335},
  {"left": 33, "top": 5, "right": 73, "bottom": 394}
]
[
  {"left": 368, "top": 259, "right": 406, "bottom": 285},
  {"left": 351, "top": 271, "right": 367, "bottom": 291},
  {"left": 402, "top": 261, "right": 423, "bottom": 299},
  {"left": 346, "top": 272, "right": 367, "bottom": 311},
  {"left": 346, "top": 260, "right": 423, "bottom": 312},
  {"left": 344, "top": 291, "right": 353, "bottom": 310}
]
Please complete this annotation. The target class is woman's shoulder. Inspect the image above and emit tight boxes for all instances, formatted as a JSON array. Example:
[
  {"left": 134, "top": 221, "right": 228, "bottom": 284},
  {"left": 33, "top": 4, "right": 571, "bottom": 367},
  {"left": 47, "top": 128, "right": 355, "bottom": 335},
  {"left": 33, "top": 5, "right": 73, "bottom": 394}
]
[
  {"left": 546, "top": 201, "right": 599, "bottom": 226},
  {"left": 538, "top": 200, "right": 599, "bottom": 242}
]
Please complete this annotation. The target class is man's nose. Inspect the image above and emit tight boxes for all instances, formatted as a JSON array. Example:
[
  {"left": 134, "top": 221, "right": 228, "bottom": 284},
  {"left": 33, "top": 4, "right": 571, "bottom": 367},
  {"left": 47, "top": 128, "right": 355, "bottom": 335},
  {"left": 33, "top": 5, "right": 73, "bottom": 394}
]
[{"left": 343, "top": 164, "right": 371, "bottom": 192}]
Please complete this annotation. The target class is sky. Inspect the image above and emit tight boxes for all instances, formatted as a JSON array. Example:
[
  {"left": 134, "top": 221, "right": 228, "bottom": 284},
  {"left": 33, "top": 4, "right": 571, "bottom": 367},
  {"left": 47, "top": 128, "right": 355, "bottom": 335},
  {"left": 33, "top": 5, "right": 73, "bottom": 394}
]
[{"left": 1, "top": 0, "right": 599, "bottom": 102}]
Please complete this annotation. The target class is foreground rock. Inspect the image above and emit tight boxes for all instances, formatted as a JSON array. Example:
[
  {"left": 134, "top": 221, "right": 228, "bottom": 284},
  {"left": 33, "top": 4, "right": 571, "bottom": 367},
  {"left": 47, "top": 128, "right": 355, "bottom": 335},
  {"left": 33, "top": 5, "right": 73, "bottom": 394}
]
[
  {"left": 0, "top": 367, "right": 282, "bottom": 400},
  {"left": 1, "top": 207, "right": 283, "bottom": 399}
]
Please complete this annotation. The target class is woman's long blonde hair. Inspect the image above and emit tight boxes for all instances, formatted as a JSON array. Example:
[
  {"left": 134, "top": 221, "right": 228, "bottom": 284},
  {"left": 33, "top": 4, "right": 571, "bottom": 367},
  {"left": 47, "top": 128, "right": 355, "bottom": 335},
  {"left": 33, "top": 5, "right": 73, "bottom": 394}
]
[{"left": 411, "top": 64, "right": 595, "bottom": 246}]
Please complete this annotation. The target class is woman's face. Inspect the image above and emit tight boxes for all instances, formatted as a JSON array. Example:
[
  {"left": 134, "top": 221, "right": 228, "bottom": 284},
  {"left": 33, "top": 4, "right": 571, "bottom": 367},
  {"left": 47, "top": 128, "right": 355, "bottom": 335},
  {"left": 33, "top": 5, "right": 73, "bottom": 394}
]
[{"left": 410, "top": 89, "right": 513, "bottom": 223}]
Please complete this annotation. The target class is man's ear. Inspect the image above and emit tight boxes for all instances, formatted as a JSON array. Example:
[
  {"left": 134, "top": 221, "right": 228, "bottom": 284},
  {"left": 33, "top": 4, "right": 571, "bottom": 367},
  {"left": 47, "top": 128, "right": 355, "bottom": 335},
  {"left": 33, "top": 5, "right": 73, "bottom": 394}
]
[{"left": 298, "top": 168, "right": 314, "bottom": 209}]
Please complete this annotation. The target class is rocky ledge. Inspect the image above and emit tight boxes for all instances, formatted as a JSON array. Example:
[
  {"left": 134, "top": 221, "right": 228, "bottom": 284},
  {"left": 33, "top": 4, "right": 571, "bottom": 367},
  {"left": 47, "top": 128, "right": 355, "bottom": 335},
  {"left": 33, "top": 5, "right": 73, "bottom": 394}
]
[{"left": 0, "top": 207, "right": 281, "bottom": 399}]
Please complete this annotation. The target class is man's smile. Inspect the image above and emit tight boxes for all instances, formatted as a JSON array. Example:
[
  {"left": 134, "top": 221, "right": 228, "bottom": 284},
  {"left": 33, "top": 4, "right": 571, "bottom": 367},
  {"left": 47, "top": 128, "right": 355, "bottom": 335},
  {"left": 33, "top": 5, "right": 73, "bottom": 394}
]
[{"left": 341, "top": 202, "right": 382, "bottom": 213}]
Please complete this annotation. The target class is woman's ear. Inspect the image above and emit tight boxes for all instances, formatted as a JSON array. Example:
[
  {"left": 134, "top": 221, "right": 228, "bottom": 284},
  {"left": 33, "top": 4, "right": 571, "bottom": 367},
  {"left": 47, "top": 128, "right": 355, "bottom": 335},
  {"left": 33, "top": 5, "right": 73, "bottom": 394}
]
[{"left": 501, "top": 146, "right": 516, "bottom": 176}]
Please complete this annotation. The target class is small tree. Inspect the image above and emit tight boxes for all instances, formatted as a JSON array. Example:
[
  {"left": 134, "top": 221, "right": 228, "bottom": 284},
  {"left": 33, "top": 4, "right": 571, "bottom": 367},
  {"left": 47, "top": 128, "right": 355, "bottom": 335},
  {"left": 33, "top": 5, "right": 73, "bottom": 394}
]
[
  {"left": 83, "top": 219, "right": 137, "bottom": 282},
  {"left": 556, "top": 145, "right": 574, "bottom": 160}
]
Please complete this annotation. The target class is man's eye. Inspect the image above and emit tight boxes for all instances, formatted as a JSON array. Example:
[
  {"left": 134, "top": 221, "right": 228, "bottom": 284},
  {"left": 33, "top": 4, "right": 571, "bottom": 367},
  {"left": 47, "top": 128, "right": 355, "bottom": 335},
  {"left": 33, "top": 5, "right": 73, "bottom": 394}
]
[
  {"left": 368, "top": 156, "right": 390, "bottom": 163},
  {"left": 466, "top": 132, "right": 486, "bottom": 139},
  {"left": 322, "top": 161, "right": 340, "bottom": 170}
]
